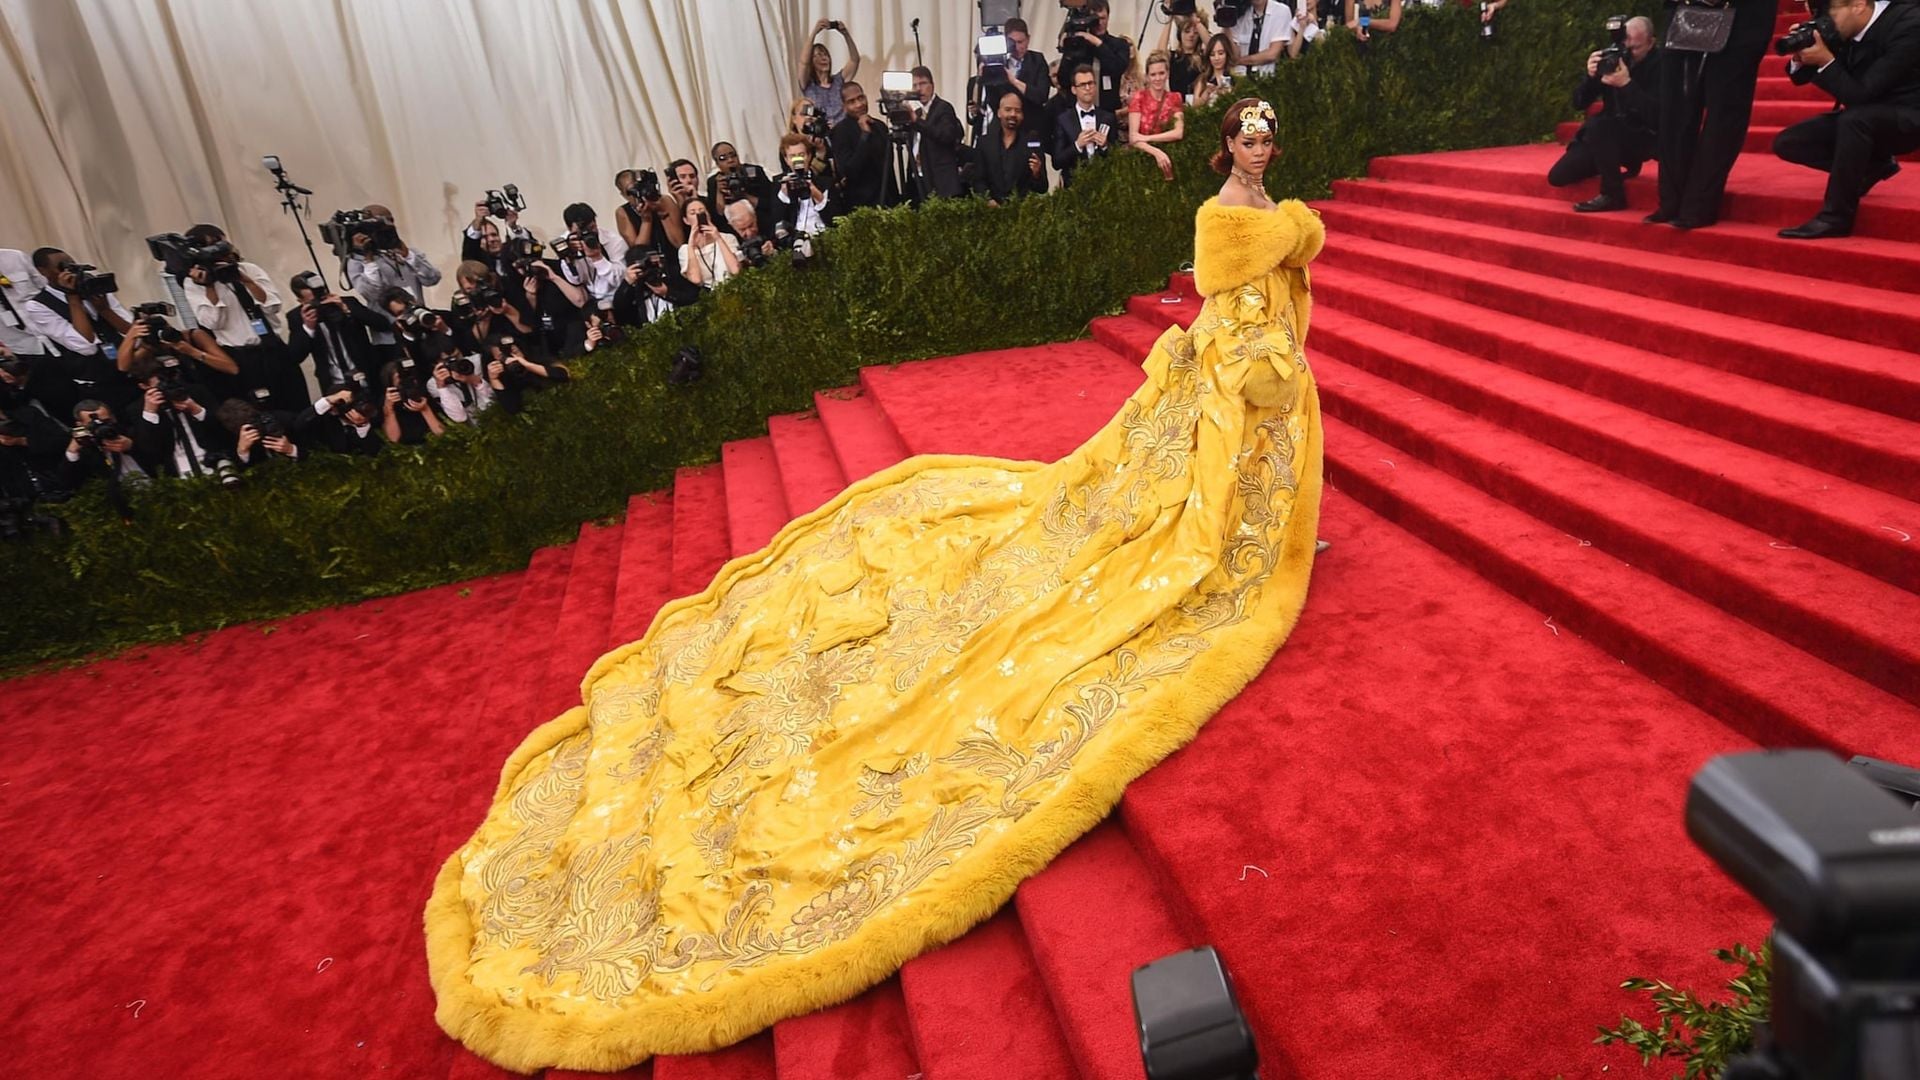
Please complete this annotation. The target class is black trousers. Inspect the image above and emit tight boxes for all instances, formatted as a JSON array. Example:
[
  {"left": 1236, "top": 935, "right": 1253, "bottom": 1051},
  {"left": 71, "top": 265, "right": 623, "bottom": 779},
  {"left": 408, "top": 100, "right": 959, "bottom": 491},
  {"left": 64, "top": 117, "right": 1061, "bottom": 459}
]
[
  {"left": 1549, "top": 112, "right": 1659, "bottom": 199},
  {"left": 1656, "top": 0, "right": 1773, "bottom": 221},
  {"left": 1772, "top": 104, "right": 1920, "bottom": 223}
]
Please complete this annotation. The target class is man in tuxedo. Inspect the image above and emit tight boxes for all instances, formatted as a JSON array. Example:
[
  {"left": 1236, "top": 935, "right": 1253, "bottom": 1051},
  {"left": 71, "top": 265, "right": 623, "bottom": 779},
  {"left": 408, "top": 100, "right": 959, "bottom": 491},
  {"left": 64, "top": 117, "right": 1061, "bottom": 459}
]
[
  {"left": 1052, "top": 64, "right": 1117, "bottom": 187},
  {"left": 298, "top": 386, "right": 384, "bottom": 457},
  {"left": 1651, "top": 0, "right": 1774, "bottom": 229},
  {"left": 125, "top": 356, "right": 235, "bottom": 479},
  {"left": 832, "top": 82, "right": 896, "bottom": 210},
  {"left": 974, "top": 90, "right": 1050, "bottom": 205},
  {"left": 285, "top": 272, "right": 387, "bottom": 393},
  {"left": 1549, "top": 16, "right": 1662, "bottom": 212},
  {"left": 904, "top": 66, "right": 967, "bottom": 201},
  {"left": 1772, "top": 0, "right": 1920, "bottom": 238}
]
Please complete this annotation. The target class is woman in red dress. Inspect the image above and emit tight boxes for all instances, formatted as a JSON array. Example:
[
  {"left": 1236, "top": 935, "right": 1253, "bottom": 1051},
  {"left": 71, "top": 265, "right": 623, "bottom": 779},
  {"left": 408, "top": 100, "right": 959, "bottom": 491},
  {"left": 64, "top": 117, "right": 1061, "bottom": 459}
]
[{"left": 1128, "top": 49, "right": 1187, "bottom": 181}]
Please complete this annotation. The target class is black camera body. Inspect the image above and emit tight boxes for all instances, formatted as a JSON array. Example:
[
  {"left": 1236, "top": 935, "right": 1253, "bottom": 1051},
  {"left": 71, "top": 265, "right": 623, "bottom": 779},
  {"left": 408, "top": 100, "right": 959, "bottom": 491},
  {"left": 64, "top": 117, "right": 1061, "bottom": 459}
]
[
  {"left": 784, "top": 167, "right": 815, "bottom": 198},
  {"left": 631, "top": 251, "right": 669, "bottom": 285},
  {"left": 248, "top": 408, "right": 287, "bottom": 440},
  {"left": 1214, "top": 2, "right": 1248, "bottom": 28},
  {"left": 66, "top": 264, "right": 119, "bottom": 299},
  {"left": 1596, "top": 15, "right": 1631, "bottom": 77},
  {"left": 78, "top": 416, "right": 124, "bottom": 445},
  {"left": 1775, "top": 12, "right": 1840, "bottom": 55},
  {"left": 147, "top": 233, "right": 240, "bottom": 283},
  {"left": 319, "top": 210, "right": 401, "bottom": 257},
  {"left": 799, "top": 105, "right": 832, "bottom": 140},
  {"left": 1062, "top": 8, "right": 1102, "bottom": 59},
  {"left": 395, "top": 358, "right": 429, "bottom": 403},
  {"left": 471, "top": 284, "right": 504, "bottom": 311},
  {"left": 627, "top": 169, "right": 662, "bottom": 203},
  {"left": 485, "top": 183, "right": 525, "bottom": 219},
  {"left": 132, "top": 301, "right": 185, "bottom": 347}
]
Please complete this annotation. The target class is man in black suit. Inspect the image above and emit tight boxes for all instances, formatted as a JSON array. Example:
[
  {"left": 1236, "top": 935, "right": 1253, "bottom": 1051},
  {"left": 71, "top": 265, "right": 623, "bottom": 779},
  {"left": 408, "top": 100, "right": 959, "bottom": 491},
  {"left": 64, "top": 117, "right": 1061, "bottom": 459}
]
[
  {"left": 832, "top": 81, "right": 897, "bottom": 210},
  {"left": 706, "top": 143, "right": 777, "bottom": 232},
  {"left": 969, "top": 17, "right": 1051, "bottom": 140},
  {"left": 1651, "top": 0, "right": 1774, "bottom": 229},
  {"left": 974, "top": 90, "right": 1050, "bottom": 205},
  {"left": 1052, "top": 64, "right": 1117, "bottom": 187},
  {"left": 1549, "top": 16, "right": 1662, "bottom": 213},
  {"left": 125, "top": 357, "right": 236, "bottom": 479},
  {"left": 1058, "top": 0, "right": 1133, "bottom": 113},
  {"left": 285, "top": 272, "right": 387, "bottom": 393},
  {"left": 904, "top": 66, "right": 966, "bottom": 201},
  {"left": 1772, "top": 0, "right": 1920, "bottom": 238}
]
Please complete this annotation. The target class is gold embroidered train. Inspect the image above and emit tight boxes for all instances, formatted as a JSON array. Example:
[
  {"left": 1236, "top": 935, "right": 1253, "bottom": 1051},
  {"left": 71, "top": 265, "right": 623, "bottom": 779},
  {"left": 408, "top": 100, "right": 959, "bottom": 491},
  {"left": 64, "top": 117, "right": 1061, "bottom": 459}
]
[{"left": 425, "top": 197, "right": 1327, "bottom": 1072}]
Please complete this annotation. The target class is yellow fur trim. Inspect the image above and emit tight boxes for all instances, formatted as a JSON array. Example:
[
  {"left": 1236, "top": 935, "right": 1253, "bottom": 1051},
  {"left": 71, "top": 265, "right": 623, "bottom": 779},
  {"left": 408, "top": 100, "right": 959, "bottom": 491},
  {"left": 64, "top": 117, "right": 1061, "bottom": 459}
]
[{"left": 1192, "top": 197, "right": 1325, "bottom": 298}]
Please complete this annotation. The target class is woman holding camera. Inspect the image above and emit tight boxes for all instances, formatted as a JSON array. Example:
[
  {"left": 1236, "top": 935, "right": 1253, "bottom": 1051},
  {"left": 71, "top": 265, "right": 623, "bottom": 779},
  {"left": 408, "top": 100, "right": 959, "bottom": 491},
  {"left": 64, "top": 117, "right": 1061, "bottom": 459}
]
[
  {"left": 612, "top": 169, "right": 687, "bottom": 261},
  {"left": 797, "top": 18, "right": 862, "bottom": 126},
  {"left": 1155, "top": 8, "right": 1212, "bottom": 97},
  {"left": 1191, "top": 33, "right": 1238, "bottom": 108},
  {"left": 483, "top": 336, "right": 570, "bottom": 416},
  {"left": 785, "top": 99, "right": 838, "bottom": 183},
  {"left": 678, "top": 197, "right": 743, "bottom": 290}
]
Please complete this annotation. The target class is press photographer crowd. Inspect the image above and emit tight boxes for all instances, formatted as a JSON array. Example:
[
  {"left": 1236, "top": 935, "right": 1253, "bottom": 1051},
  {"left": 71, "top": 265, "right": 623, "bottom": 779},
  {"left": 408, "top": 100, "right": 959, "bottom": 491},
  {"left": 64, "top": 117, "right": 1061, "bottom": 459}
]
[{"left": 4, "top": 0, "right": 1909, "bottom": 540}]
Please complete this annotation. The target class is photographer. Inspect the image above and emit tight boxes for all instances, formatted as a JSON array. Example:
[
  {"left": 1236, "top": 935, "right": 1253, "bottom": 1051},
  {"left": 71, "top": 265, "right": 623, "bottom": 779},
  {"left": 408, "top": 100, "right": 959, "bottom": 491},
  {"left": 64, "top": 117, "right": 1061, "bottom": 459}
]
[
  {"left": 1228, "top": 0, "right": 1305, "bottom": 74},
  {"left": 1773, "top": 0, "right": 1920, "bottom": 239},
  {"left": 903, "top": 67, "right": 967, "bottom": 201},
  {"left": 216, "top": 395, "right": 304, "bottom": 467},
  {"left": 971, "top": 17, "right": 1050, "bottom": 140},
  {"left": 706, "top": 143, "right": 776, "bottom": 232},
  {"left": 798, "top": 17, "right": 863, "bottom": 126},
  {"left": 831, "top": 82, "right": 896, "bottom": 209},
  {"left": 1052, "top": 64, "right": 1118, "bottom": 186},
  {"left": 0, "top": 248, "right": 49, "bottom": 365},
  {"left": 771, "top": 133, "right": 837, "bottom": 254},
  {"left": 612, "top": 169, "right": 688, "bottom": 273},
  {"left": 462, "top": 199, "right": 533, "bottom": 279},
  {"left": 1058, "top": 0, "right": 1133, "bottom": 112},
  {"left": 613, "top": 250, "right": 699, "bottom": 328},
  {"left": 118, "top": 311, "right": 237, "bottom": 407},
  {"left": 344, "top": 203, "right": 442, "bottom": 319},
  {"left": 425, "top": 339, "right": 492, "bottom": 424},
  {"left": 516, "top": 247, "right": 590, "bottom": 360},
  {"left": 1549, "top": 16, "right": 1662, "bottom": 214},
  {"left": 63, "top": 400, "right": 148, "bottom": 499},
  {"left": 725, "top": 202, "right": 779, "bottom": 264},
  {"left": 1154, "top": 8, "right": 1212, "bottom": 96},
  {"left": 484, "top": 335, "right": 570, "bottom": 416},
  {"left": 22, "top": 247, "right": 136, "bottom": 415},
  {"left": 555, "top": 229, "right": 622, "bottom": 315},
  {"left": 974, "top": 90, "right": 1050, "bottom": 205},
  {"left": 175, "top": 224, "right": 304, "bottom": 411},
  {"left": 451, "top": 262, "right": 531, "bottom": 351},
  {"left": 0, "top": 346, "right": 74, "bottom": 513},
  {"left": 376, "top": 358, "right": 447, "bottom": 444},
  {"left": 285, "top": 270, "right": 387, "bottom": 391},
  {"left": 679, "top": 197, "right": 743, "bottom": 289},
  {"left": 125, "top": 354, "right": 237, "bottom": 481},
  {"left": 301, "top": 386, "right": 384, "bottom": 457},
  {"left": 561, "top": 203, "right": 628, "bottom": 266}
]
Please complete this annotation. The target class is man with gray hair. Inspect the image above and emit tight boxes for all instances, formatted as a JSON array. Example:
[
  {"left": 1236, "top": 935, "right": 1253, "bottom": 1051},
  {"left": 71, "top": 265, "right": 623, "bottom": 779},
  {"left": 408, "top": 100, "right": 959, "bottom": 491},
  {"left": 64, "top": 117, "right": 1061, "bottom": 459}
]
[
  {"left": 724, "top": 201, "right": 778, "bottom": 267},
  {"left": 1548, "top": 15, "right": 1661, "bottom": 214}
]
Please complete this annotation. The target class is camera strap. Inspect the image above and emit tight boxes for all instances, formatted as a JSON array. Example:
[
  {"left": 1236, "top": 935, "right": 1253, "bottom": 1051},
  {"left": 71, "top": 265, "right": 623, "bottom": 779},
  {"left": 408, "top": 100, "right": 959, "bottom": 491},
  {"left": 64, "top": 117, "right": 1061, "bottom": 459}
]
[
  {"left": 225, "top": 270, "right": 281, "bottom": 343},
  {"left": 1245, "top": 7, "right": 1267, "bottom": 72}
]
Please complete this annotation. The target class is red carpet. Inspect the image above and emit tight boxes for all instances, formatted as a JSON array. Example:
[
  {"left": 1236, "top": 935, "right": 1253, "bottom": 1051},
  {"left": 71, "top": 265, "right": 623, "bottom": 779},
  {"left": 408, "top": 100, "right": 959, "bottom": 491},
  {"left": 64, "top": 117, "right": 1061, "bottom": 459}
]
[{"left": 8, "top": 91, "right": 1920, "bottom": 1079}]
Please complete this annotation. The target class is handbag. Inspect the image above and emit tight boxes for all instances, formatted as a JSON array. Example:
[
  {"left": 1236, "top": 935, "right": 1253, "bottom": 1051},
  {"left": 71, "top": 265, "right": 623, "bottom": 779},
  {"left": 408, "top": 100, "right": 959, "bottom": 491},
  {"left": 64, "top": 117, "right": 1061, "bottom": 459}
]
[{"left": 1664, "top": 0, "right": 1736, "bottom": 54}]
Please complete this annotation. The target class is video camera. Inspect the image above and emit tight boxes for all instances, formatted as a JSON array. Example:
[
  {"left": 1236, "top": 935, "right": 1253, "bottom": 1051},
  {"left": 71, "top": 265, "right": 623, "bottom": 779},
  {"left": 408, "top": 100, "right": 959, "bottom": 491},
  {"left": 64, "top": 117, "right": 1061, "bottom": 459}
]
[
  {"left": 146, "top": 232, "right": 241, "bottom": 284},
  {"left": 626, "top": 169, "right": 662, "bottom": 203},
  {"left": 1214, "top": 2, "right": 1249, "bottom": 28},
  {"left": 1776, "top": 0, "right": 1840, "bottom": 56},
  {"left": 485, "top": 183, "right": 525, "bottom": 219},
  {"left": 1596, "top": 15, "right": 1631, "bottom": 78},
  {"left": 1686, "top": 750, "right": 1920, "bottom": 1079},
  {"left": 880, "top": 70, "right": 919, "bottom": 131},
  {"left": 318, "top": 209, "right": 400, "bottom": 258},
  {"left": 1061, "top": 0, "right": 1102, "bottom": 60},
  {"left": 62, "top": 263, "right": 119, "bottom": 299},
  {"left": 978, "top": 27, "right": 1011, "bottom": 82}
]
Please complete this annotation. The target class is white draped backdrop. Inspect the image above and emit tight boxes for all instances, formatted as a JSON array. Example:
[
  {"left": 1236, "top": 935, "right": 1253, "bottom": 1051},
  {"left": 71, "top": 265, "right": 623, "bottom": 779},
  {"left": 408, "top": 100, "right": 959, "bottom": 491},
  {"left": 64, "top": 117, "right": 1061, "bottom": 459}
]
[{"left": 0, "top": 0, "right": 1177, "bottom": 306}]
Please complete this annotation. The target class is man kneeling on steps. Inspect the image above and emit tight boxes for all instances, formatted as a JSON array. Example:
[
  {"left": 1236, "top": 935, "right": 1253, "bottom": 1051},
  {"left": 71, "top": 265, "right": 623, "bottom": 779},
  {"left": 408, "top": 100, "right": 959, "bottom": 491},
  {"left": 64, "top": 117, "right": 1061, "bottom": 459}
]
[
  {"left": 1773, "top": 0, "right": 1920, "bottom": 239},
  {"left": 1548, "top": 16, "right": 1661, "bottom": 214}
]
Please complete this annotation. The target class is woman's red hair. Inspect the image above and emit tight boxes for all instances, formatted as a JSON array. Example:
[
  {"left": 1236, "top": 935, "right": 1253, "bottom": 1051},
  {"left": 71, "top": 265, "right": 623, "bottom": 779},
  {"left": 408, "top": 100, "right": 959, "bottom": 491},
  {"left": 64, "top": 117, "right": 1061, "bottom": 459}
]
[{"left": 1210, "top": 97, "right": 1271, "bottom": 175}]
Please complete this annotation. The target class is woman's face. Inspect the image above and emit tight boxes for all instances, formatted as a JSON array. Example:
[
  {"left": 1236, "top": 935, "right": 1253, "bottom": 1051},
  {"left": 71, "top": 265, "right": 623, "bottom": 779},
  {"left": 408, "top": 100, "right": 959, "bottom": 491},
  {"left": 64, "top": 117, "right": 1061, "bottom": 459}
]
[
  {"left": 811, "top": 44, "right": 831, "bottom": 77},
  {"left": 1209, "top": 41, "right": 1229, "bottom": 72},
  {"left": 791, "top": 102, "right": 809, "bottom": 129},
  {"left": 1148, "top": 60, "right": 1169, "bottom": 93},
  {"left": 684, "top": 199, "right": 708, "bottom": 228},
  {"left": 1231, "top": 128, "right": 1275, "bottom": 175},
  {"left": 1181, "top": 20, "right": 1203, "bottom": 52}
]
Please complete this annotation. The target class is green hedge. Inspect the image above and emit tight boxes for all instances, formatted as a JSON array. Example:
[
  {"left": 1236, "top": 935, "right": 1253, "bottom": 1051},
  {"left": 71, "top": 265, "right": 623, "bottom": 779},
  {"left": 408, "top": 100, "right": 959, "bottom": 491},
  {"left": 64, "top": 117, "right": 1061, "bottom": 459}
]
[{"left": 2, "top": 0, "right": 1647, "bottom": 670}]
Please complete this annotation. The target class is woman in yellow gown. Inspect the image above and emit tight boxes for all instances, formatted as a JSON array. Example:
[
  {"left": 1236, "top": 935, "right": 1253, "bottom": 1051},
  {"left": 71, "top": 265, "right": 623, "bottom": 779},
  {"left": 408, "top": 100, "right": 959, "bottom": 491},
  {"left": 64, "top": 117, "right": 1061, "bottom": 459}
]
[{"left": 426, "top": 98, "right": 1324, "bottom": 1073}]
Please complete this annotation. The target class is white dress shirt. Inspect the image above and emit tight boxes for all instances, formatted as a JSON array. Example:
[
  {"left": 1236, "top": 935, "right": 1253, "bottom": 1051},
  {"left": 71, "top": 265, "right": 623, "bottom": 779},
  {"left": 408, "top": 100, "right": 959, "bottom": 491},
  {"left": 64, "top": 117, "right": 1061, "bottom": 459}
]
[
  {"left": 776, "top": 184, "right": 830, "bottom": 236},
  {"left": 560, "top": 254, "right": 623, "bottom": 310},
  {"left": 679, "top": 235, "right": 743, "bottom": 289},
  {"left": 429, "top": 370, "right": 493, "bottom": 423},
  {"left": 1229, "top": 0, "right": 1291, "bottom": 76},
  {"left": 23, "top": 285, "right": 133, "bottom": 357},
  {"left": 142, "top": 402, "right": 217, "bottom": 476},
  {"left": 187, "top": 262, "right": 284, "bottom": 347},
  {"left": 0, "top": 248, "right": 48, "bottom": 356}
]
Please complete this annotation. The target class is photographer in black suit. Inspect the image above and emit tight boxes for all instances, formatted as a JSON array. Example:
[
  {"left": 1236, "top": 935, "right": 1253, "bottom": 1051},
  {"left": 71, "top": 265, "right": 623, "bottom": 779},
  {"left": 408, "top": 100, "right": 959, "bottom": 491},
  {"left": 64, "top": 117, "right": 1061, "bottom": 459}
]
[
  {"left": 612, "top": 251, "right": 699, "bottom": 328},
  {"left": 124, "top": 355, "right": 236, "bottom": 481},
  {"left": 1058, "top": 0, "right": 1133, "bottom": 112},
  {"left": 285, "top": 271, "right": 387, "bottom": 392},
  {"left": 904, "top": 67, "right": 967, "bottom": 201},
  {"left": 300, "top": 386, "right": 384, "bottom": 457},
  {"left": 831, "top": 82, "right": 896, "bottom": 209},
  {"left": 1053, "top": 64, "right": 1118, "bottom": 187},
  {"left": 1773, "top": 0, "right": 1920, "bottom": 238},
  {"left": 1651, "top": 0, "right": 1774, "bottom": 229},
  {"left": 1550, "top": 16, "right": 1663, "bottom": 213},
  {"left": 975, "top": 90, "right": 1050, "bottom": 205}
]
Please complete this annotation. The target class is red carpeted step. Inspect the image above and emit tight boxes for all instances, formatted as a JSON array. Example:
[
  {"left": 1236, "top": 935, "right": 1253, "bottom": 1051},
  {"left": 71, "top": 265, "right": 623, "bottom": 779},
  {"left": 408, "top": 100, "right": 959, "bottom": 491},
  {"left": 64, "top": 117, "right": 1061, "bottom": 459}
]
[
  {"left": 540, "top": 521, "right": 626, "bottom": 713},
  {"left": 669, "top": 464, "right": 732, "bottom": 596},
  {"left": 898, "top": 908, "right": 1080, "bottom": 1080},
  {"left": 720, "top": 437, "right": 794, "bottom": 557},
  {"left": 771, "top": 979, "right": 920, "bottom": 1080},
  {"left": 1309, "top": 345, "right": 1920, "bottom": 704},
  {"left": 1313, "top": 228, "right": 1920, "bottom": 421},
  {"left": 1318, "top": 414, "right": 1920, "bottom": 753},
  {"left": 1305, "top": 283, "right": 1920, "bottom": 588},
  {"left": 767, "top": 412, "right": 849, "bottom": 517},
  {"left": 652, "top": 1035, "right": 775, "bottom": 1080},
  {"left": 1125, "top": 289, "right": 1202, "bottom": 327},
  {"left": 608, "top": 492, "right": 676, "bottom": 645},
  {"left": 1755, "top": 73, "right": 1834, "bottom": 101},
  {"left": 1370, "top": 145, "right": 1920, "bottom": 239},
  {"left": 1314, "top": 199, "right": 1920, "bottom": 353},
  {"left": 1089, "top": 313, "right": 1167, "bottom": 367},
  {"left": 812, "top": 386, "right": 911, "bottom": 482},
  {"left": 862, "top": 341, "right": 1144, "bottom": 462},
  {"left": 1114, "top": 486, "right": 1772, "bottom": 1078},
  {"left": 1013, "top": 820, "right": 1194, "bottom": 1079},
  {"left": 1168, "top": 270, "right": 1197, "bottom": 298},
  {"left": 547, "top": 1062, "right": 651, "bottom": 1080},
  {"left": 1750, "top": 98, "right": 1828, "bottom": 126},
  {"left": 1328, "top": 176, "right": 1920, "bottom": 292}
]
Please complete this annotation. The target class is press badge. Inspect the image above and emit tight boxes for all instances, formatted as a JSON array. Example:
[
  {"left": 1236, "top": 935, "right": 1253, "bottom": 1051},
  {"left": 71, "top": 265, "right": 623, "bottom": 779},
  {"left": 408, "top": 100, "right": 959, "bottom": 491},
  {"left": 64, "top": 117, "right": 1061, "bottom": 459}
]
[{"left": 251, "top": 316, "right": 270, "bottom": 337}]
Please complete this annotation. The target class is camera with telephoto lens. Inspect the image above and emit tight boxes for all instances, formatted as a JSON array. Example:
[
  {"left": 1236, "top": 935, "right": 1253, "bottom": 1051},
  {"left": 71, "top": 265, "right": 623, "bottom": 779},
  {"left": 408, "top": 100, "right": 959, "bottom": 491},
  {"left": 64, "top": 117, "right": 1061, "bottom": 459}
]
[
  {"left": 319, "top": 209, "right": 400, "bottom": 257},
  {"left": 155, "top": 356, "right": 195, "bottom": 404},
  {"left": 627, "top": 169, "right": 662, "bottom": 203},
  {"left": 1596, "top": 15, "right": 1631, "bottom": 77},
  {"left": 396, "top": 358, "right": 429, "bottom": 404},
  {"left": 485, "top": 183, "right": 525, "bottom": 219},
  {"left": 439, "top": 348, "right": 476, "bottom": 378},
  {"left": 1775, "top": 9, "right": 1840, "bottom": 54},
  {"left": 64, "top": 263, "right": 119, "bottom": 299}
]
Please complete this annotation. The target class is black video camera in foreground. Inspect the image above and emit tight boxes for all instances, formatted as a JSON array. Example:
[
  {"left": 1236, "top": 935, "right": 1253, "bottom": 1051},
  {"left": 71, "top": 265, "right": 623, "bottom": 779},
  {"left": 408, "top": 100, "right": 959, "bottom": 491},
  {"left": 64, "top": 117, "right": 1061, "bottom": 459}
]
[
  {"left": 1687, "top": 750, "right": 1920, "bottom": 1079},
  {"left": 319, "top": 209, "right": 400, "bottom": 258},
  {"left": 146, "top": 233, "right": 240, "bottom": 283}
]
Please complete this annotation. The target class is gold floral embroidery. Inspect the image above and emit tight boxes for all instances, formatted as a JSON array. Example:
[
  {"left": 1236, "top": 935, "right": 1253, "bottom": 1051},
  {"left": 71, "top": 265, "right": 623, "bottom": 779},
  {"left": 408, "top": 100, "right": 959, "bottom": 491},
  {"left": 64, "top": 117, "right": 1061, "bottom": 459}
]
[{"left": 850, "top": 753, "right": 929, "bottom": 820}]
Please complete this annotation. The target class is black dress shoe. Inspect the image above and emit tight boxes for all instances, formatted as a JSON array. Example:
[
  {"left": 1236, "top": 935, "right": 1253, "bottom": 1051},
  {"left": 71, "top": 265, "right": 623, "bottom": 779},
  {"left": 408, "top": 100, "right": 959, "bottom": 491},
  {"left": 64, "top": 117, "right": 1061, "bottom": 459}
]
[
  {"left": 1642, "top": 208, "right": 1676, "bottom": 224},
  {"left": 1779, "top": 216, "right": 1853, "bottom": 239},
  {"left": 1670, "top": 216, "right": 1716, "bottom": 230},
  {"left": 1864, "top": 160, "right": 1901, "bottom": 194},
  {"left": 1575, "top": 193, "right": 1628, "bottom": 213}
]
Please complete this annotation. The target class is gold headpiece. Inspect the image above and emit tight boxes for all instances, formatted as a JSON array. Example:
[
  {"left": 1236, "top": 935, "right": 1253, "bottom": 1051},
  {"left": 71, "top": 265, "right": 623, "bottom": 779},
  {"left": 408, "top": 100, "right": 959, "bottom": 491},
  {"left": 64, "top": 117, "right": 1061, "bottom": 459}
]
[{"left": 1238, "top": 101, "right": 1277, "bottom": 136}]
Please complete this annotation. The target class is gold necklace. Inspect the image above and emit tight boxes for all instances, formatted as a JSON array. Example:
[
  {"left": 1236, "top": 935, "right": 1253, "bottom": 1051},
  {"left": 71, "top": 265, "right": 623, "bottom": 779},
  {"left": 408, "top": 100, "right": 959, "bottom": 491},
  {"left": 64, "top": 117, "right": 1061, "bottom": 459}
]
[{"left": 1231, "top": 166, "right": 1269, "bottom": 200}]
